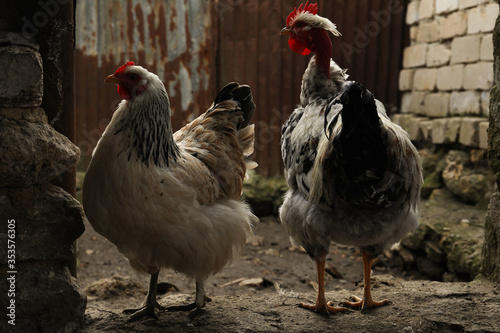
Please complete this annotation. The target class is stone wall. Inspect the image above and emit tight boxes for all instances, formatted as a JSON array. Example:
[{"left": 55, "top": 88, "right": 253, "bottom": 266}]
[
  {"left": 0, "top": 5, "right": 87, "bottom": 332},
  {"left": 482, "top": 1, "right": 500, "bottom": 283},
  {"left": 395, "top": 0, "right": 497, "bottom": 149}
]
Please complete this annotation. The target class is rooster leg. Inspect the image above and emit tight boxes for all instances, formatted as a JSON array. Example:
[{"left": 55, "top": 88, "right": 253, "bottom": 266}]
[
  {"left": 123, "top": 272, "right": 164, "bottom": 321},
  {"left": 299, "top": 250, "right": 347, "bottom": 315},
  {"left": 343, "top": 251, "right": 388, "bottom": 311},
  {"left": 166, "top": 279, "right": 212, "bottom": 312}
]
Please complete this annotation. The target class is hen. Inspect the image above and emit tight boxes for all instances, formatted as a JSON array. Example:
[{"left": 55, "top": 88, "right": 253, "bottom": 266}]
[
  {"left": 83, "top": 62, "right": 257, "bottom": 320},
  {"left": 279, "top": 2, "right": 422, "bottom": 314}
]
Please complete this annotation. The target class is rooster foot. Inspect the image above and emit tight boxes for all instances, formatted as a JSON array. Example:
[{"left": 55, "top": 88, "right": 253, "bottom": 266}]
[
  {"left": 123, "top": 301, "right": 165, "bottom": 321},
  {"left": 166, "top": 296, "right": 212, "bottom": 312},
  {"left": 342, "top": 295, "right": 388, "bottom": 311},
  {"left": 298, "top": 301, "right": 348, "bottom": 315}
]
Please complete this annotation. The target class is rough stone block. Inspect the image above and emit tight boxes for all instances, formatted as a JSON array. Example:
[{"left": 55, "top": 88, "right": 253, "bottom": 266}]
[
  {"left": 409, "top": 116, "right": 430, "bottom": 140},
  {"left": 479, "top": 121, "right": 489, "bottom": 149},
  {"left": 480, "top": 34, "right": 494, "bottom": 61},
  {"left": 399, "top": 69, "right": 414, "bottom": 91},
  {"left": 403, "top": 44, "right": 428, "bottom": 68},
  {"left": 483, "top": 192, "right": 500, "bottom": 283},
  {"left": 459, "top": 117, "right": 485, "bottom": 146},
  {"left": 407, "top": 91, "right": 427, "bottom": 114},
  {"left": 0, "top": 45, "right": 43, "bottom": 107},
  {"left": 417, "top": 21, "right": 440, "bottom": 43},
  {"left": 459, "top": 0, "right": 489, "bottom": 9},
  {"left": 451, "top": 35, "right": 481, "bottom": 64},
  {"left": 410, "top": 26, "right": 419, "bottom": 42},
  {"left": 0, "top": 114, "right": 81, "bottom": 187},
  {"left": 427, "top": 43, "right": 451, "bottom": 67},
  {"left": 450, "top": 91, "right": 481, "bottom": 115},
  {"left": 0, "top": 185, "right": 85, "bottom": 263},
  {"left": 391, "top": 114, "right": 415, "bottom": 132},
  {"left": 414, "top": 68, "right": 437, "bottom": 90},
  {"left": 440, "top": 11, "right": 467, "bottom": 39},
  {"left": 463, "top": 62, "right": 494, "bottom": 90},
  {"left": 437, "top": 65, "right": 464, "bottom": 90},
  {"left": 406, "top": 0, "right": 421, "bottom": 25},
  {"left": 400, "top": 92, "right": 413, "bottom": 113},
  {"left": 435, "top": 0, "right": 458, "bottom": 14},
  {"left": 446, "top": 117, "right": 463, "bottom": 143},
  {"left": 419, "top": 0, "right": 435, "bottom": 19},
  {"left": 481, "top": 91, "right": 490, "bottom": 116},
  {"left": 424, "top": 93, "right": 450, "bottom": 118},
  {"left": 467, "top": 3, "right": 499, "bottom": 34},
  {"left": 420, "top": 120, "right": 434, "bottom": 140},
  {"left": 431, "top": 118, "right": 450, "bottom": 144}
]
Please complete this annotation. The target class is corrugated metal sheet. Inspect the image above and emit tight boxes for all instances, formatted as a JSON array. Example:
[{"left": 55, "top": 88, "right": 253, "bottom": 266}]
[
  {"left": 76, "top": 0, "right": 408, "bottom": 176},
  {"left": 75, "top": 0, "right": 217, "bottom": 167}
]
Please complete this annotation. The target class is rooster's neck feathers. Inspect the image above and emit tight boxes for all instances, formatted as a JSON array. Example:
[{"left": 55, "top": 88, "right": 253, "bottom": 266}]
[
  {"left": 300, "top": 56, "right": 348, "bottom": 105},
  {"left": 114, "top": 87, "right": 179, "bottom": 167}
]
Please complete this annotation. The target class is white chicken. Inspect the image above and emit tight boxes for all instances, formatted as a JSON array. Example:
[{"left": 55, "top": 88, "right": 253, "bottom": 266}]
[
  {"left": 83, "top": 61, "right": 257, "bottom": 320},
  {"left": 279, "top": 2, "right": 423, "bottom": 314}
]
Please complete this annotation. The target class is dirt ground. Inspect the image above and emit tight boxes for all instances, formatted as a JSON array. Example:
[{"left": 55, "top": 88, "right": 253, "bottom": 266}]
[{"left": 77, "top": 196, "right": 500, "bottom": 332}]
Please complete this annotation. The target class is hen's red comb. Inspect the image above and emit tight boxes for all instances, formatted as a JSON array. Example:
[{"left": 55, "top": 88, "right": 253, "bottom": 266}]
[
  {"left": 286, "top": 1, "right": 318, "bottom": 26},
  {"left": 114, "top": 61, "right": 135, "bottom": 75}
]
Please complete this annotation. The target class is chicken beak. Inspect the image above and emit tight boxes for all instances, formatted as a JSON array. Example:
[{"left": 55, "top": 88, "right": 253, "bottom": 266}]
[
  {"left": 280, "top": 27, "right": 291, "bottom": 35},
  {"left": 104, "top": 74, "right": 121, "bottom": 85}
]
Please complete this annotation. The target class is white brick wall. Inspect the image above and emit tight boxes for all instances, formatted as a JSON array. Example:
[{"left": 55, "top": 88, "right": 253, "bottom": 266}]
[{"left": 396, "top": 0, "right": 498, "bottom": 148}]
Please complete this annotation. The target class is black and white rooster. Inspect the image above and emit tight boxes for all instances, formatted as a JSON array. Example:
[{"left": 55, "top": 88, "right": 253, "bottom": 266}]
[
  {"left": 83, "top": 62, "right": 257, "bottom": 320},
  {"left": 279, "top": 2, "right": 423, "bottom": 314}
]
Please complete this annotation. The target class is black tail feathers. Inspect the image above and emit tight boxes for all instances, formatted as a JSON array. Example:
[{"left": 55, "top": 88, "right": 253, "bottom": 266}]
[{"left": 213, "top": 82, "right": 255, "bottom": 129}]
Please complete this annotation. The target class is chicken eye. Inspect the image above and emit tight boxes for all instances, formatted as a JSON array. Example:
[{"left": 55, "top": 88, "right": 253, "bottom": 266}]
[
  {"left": 128, "top": 73, "right": 138, "bottom": 81},
  {"left": 296, "top": 22, "right": 303, "bottom": 28}
]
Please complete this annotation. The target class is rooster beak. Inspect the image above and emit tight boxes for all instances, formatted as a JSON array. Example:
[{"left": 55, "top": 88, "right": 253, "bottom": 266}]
[
  {"left": 104, "top": 74, "right": 121, "bottom": 85},
  {"left": 280, "top": 27, "right": 291, "bottom": 35}
]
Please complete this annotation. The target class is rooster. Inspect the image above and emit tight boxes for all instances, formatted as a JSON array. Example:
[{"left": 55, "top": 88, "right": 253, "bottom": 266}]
[
  {"left": 82, "top": 61, "right": 257, "bottom": 321},
  {"left": 279, "top": 2, "right": 422, "bottom": 314}
]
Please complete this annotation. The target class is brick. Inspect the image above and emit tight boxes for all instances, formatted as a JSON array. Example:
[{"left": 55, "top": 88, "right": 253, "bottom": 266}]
[
  {"left": 409, "top": 116, "right": 430, "bottom": 140},
  {"left": 450, "top": 35, "right": 480, "bottom": 64},
  {"left": 427, "top": 43, "right": 451, "bottom": 67},
  {"left": 413, "top": 68, "right": 437, "bottom": 90},
  {"left": 459, "top": 0, "right": 489, "bottom": 10},
  {"left": 424, "top": 93, "right": 450, "bottom": 117},
  {"left": 436, "top": 65, "right": 464, "bottom": 90},
  {"left": 417, "top": 21, "right": 441, "bottom": 43},
  {"left": 431, "top": 118, "right": 450, "bottom": 144},
  {"left": 481, "top": 91, "right": 490, "bottom": 117},
  {"left": 419, "top": 0, "right": 435, "bottom": 19},
  {"left": 463, "top": 62, "right": 494, "bottom": 90},
  {"left": 406, "top": 1, "right": 421, "bottom": 25},
  {"left": 399, "top": 69, "right": 414, "bottom": 91},
  {"left": 403, "top": 44, "right": 428, "bottom": 68},
  {"left": 479, "top": 121, "right": 489, "bottom": 149},
  {"left": 467, "top": 3, "right": 499, "bottom": 34},
  {"left": 440, "top": 11, "right": 467, "bottom": 40},
  {"left": 400, "top": 92, "right": 413, "bottom": 113},
  {"left": 435, "top": 0, "right": 458, "bottom": 14},
  {"left": 446, "top": 117, "right": 463, "bottom": 143},
  {"left": 450, "top": 91, "right": 481, "bottom": 115},
  {"left": 391, "top": 114, "right": 414, "bottom": 132},
  {"left": 459, "top": 117, "right": 485, "bottom": 147},
  {"left": 480, "top": 34, "right": 494, "bottom": 61},
  {"left": 410, "top": 26, "right": 419, "bottom": 42},
  {"left": 407, "top": 91, "right": 427, "bottom": 114},
  {"left": 0, "top": 45, "right": 43, "bottom": 108},
  {"left": 420, "top": 120, "right": 434, "bottom": 140}
]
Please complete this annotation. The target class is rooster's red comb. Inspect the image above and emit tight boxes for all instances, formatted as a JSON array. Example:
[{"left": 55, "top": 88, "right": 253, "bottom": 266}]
[
  {"left": 114, "top": 61, "right": 135, "bottom": 75},
  {"left": 286, "top": 1, "right": 318, "bottom": 26}
]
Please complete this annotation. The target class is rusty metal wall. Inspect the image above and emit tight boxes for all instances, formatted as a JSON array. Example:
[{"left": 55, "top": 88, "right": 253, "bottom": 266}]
[
  {"left": 76, "top": 0, "right": 408, "bottom": 176},
  {"left": 75, "top": 0, "right": 218, "bottom": 168}
]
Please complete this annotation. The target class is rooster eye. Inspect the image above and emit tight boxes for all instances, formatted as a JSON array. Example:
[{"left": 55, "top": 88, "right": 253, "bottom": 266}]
[
  {"left": 128, "top": 73, "right": 138, "bottom": 81},
  {"left": 296, "top": 22, "right": 303, "bottom": 28}
]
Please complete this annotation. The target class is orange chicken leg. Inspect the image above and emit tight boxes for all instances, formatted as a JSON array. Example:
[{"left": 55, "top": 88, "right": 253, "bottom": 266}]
[
  {"left": 343, "top": 251, "right": 388, "bottom": 310},
  {"left": 299, "top": 251, "right": 347, "bottom": 315}
]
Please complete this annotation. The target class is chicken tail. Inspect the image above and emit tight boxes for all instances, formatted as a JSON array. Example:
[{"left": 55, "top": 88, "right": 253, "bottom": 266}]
[{"left": 212, "top": 82, "right": 255, "bottom": 130}]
